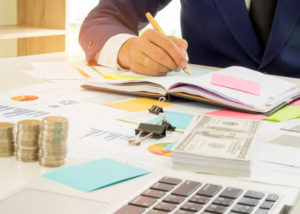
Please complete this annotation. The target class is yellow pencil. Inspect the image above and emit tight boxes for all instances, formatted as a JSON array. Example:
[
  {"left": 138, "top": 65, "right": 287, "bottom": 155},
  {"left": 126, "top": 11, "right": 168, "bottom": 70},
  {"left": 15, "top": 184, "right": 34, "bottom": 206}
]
[
  {"left": 145, "top": 12, "right": 191, "bottom": 76},
  {"left": 70, "top": 64, "right": 91, "bottom": 78}
]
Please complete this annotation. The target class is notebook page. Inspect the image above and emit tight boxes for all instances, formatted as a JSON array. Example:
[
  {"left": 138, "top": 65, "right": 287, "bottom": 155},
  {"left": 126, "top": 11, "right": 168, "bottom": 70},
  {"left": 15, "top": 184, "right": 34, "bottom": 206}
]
[
  {"left": 169, "top": 66, "right": 297, "bottom": 108},
  {"left": 84, "top": 65, "right": 211, "bottom": 94}
]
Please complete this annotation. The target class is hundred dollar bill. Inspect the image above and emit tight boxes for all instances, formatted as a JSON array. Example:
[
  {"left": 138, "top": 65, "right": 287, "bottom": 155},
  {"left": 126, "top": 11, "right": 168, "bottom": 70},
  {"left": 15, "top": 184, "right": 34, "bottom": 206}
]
[{"left": 173, "top": 114, "right": 261, "bottom": 160}]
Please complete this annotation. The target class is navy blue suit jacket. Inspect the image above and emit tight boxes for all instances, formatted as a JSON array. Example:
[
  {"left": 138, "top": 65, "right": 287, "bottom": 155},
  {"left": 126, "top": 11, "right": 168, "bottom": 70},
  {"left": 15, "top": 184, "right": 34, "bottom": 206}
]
[{"left": 79, "top": 0, "right": 300, "bottom": 77}]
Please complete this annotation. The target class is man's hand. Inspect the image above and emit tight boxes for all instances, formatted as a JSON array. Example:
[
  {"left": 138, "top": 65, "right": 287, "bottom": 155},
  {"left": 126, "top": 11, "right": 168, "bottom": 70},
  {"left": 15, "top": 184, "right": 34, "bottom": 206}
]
[{"left": 118, "top": 29, "right": 188, "bottom": 76}]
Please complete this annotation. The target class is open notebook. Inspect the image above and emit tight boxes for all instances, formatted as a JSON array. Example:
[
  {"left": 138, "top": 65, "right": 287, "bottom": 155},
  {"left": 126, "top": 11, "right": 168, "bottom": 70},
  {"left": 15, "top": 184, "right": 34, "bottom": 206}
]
[{"left": 81, "top": 66, "right": 300, "bottom": 115}]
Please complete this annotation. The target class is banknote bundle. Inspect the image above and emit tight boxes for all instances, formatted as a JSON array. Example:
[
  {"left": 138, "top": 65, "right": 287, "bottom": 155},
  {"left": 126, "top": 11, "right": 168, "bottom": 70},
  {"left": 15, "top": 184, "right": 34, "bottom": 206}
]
[
  {"left": 0, "top": 122, "right": 15, "bottom": 157},
  {"left": 16, "top": 120, "right": 41, "bottom": 162},
  {"left": 39, "top": 116, "right": 68, "bottom": 167},
  {"left": 172, "top": 114, "right": 261, "bottom": 177}
]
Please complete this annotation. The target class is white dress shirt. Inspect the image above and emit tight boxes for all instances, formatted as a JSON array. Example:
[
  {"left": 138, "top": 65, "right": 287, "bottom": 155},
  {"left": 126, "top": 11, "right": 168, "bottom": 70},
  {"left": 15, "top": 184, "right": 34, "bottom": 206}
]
[{"left": 96, "top": 0, "right": 251, "bottom": 69}]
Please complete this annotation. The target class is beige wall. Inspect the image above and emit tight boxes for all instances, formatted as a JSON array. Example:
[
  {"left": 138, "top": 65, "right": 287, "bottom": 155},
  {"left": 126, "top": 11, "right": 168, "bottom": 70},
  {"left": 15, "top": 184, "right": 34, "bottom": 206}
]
[{"left": 0, "top": 0, "right": 17, "bottom": 58}]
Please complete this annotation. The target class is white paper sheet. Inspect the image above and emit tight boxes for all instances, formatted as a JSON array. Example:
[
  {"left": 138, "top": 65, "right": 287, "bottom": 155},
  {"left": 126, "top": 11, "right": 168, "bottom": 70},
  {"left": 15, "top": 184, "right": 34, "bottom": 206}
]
[{"left": 23, "top": 62, "right": 101, "bottom": 80}]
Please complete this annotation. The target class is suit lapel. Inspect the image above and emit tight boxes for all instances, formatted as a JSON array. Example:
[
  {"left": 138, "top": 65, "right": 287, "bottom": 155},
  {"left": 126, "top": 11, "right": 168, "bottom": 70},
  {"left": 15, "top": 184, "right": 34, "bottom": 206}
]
[
  {"left": 214, "top": 0, "right": 262, "bottom": 64},
  {"left": 260, "top": 0, "right": 300, "bottom": 68}
]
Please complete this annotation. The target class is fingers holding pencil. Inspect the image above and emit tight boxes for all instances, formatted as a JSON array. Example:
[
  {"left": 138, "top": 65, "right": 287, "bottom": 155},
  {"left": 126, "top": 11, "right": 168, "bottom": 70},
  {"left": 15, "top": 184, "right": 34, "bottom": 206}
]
[
  {"left": 117, "top": 13, "right": 189, "bottom": 76},
  {"left": 145, "top": 30, "right": 188, "bottom": 70},
  {"left": 118, "top": 29, "right": 188, "bottom": 76},
  {"left": 146, "top": 12, "right": 191, "bottom": 76}
]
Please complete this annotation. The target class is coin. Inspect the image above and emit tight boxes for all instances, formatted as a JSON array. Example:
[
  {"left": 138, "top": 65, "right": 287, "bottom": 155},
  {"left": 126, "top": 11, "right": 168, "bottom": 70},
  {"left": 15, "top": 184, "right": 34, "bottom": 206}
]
[
  {"left": 15, "top": 120, "right": 40, "bottom": 162},
  {"left": 39, "top": 116, "right": 68, "bottom": 167},
  {"left": 0, "top": 122, "right": 15, "bottom": 157}
]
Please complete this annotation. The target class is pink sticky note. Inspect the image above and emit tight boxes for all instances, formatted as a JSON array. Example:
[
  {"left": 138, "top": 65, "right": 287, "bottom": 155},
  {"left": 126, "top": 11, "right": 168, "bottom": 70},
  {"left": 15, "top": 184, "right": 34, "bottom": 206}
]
[
  {"left": 211, "top": 73, "right": 260, "bottom": 96},
  {"left": 204, "top": 109, "right": 268, "bottom": 120},
  {"left": 290, "top": 99, "right": 300, "bottom": 105}
]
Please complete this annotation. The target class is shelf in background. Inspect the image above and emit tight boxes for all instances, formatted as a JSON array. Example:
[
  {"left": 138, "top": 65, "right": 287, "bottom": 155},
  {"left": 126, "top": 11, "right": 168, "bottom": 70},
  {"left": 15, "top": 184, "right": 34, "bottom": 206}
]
[{"left": 0, "top": 25, "right": 66, "bottom": 39}]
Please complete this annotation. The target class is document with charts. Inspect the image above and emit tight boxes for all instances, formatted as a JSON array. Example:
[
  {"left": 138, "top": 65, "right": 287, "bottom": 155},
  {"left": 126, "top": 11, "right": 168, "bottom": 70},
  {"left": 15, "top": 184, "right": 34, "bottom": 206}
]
[
  {"left": 171, "top": 114, "right": 261, "bottom": 177},
  {"left": 81, "top": 66, "right": 300, "bottom": 115}
]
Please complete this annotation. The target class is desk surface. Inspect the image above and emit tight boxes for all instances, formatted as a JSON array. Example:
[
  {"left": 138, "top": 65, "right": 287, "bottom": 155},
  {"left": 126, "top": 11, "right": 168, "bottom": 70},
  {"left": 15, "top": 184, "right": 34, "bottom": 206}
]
[
  {"left": 0, "top": 51, "right": 85, "bottom": 92},
  {"left": 0, "top": 51, "right": 299, "bottom": 213}
]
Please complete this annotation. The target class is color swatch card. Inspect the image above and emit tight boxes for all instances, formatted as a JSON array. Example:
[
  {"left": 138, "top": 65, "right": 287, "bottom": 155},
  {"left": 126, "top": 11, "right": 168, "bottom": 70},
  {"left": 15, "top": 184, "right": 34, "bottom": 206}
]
[
  {"left": 211, "top": 73, "right": 260, "bottom": 96},
  {"left": 204, "top": 109, "right": 267, "bottom": 121},
  {"left": 148, "top": 111, "right": 193, "bottom": 130},
  {"left": 101, "top": 73, "right": 147, "bottom": 80},
  {"left": 290, "top": 99, "right": 300, "bottom": 105},
  {"left": 266, "top": 105, "right": 300, "bottom": 122},
  {"left": 43, "top": 158, "right": 151, "bottom": 192},
  {"left": 105, "top": 97, "right": 173, "bottom": 112}
]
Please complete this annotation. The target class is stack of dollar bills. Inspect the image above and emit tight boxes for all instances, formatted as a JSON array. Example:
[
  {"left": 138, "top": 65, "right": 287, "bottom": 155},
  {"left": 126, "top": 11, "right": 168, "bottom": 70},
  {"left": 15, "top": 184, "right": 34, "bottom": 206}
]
[{"left": 172, "top": 114, "right": 261, "bottom": 177}]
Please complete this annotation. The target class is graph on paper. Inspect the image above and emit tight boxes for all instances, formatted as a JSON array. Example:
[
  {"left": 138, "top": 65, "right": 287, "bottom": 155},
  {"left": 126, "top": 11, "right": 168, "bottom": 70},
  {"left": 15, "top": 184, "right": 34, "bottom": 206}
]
[
  {"left": 79, "top": 127, "right": 133, "bottom": 142},
  {"left": 0, "top": 104, "right": 50, "bottom": 118}
]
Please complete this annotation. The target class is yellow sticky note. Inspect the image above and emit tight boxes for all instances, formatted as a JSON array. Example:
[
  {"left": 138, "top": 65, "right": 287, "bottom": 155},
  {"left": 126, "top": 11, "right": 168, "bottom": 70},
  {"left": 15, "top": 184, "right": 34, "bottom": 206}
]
[
  {"left": 90, "top": 66, "right": 147, "bottom": 80},
  {"left": 266, "top": 105, "right": 300, "bottom": 122},
  {"left": 105, "top": 97, "right": 173, "bottom": 112},
  {"left": 102, "top": 73, "right": 147, "bottom": 80}
]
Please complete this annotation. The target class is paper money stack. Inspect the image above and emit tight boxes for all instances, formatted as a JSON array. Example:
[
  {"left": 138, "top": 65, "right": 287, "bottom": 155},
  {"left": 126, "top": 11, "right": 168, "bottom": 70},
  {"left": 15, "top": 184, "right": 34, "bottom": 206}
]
[
  {"left": 39, "top": 116, "right": 68, "bottom": 167},
  {"left": 16, "top": 120, "right": 41, "bottom": 162},
  {"left": 0, "top": 122, "right": 15, "bottom": 157},
  {"left": 172, "top": 114, "right": 261, "bottom": 177}
]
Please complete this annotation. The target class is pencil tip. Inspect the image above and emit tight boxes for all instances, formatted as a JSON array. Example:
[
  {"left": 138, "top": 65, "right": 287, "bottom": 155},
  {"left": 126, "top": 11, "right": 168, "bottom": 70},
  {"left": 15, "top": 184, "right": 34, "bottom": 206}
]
[{"left": 184, "top": 68, "right": 191, "bottom": 76}]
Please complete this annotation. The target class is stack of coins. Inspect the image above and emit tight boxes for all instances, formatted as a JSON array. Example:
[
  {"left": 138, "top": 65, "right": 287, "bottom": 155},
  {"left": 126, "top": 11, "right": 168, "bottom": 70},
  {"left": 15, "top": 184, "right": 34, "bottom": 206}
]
[
  {"left": 39, "top": 116, "right": 68, "bottom": 167},
  {"left": 16, "top": 120, "right": 41, "bottom": 162},
  {"left": 0, "top": 122, "right": 15, "bottom": 157}
]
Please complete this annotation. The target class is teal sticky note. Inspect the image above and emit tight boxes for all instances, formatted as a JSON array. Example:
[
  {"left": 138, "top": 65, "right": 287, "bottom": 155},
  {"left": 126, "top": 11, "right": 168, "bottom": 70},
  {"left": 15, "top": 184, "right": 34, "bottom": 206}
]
[
  {"left": 43, "top": 158, "right": 151, "bottom": 192},
  {"left": 148, "top": 111, "right": 193, "bottom": 130}
]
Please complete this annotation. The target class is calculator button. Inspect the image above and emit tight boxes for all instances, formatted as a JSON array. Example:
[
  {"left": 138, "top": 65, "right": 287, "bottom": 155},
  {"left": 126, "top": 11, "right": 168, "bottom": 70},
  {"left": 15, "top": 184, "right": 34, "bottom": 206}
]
[
  {"left": 219, "top": 187, "right": 243, "bottom": 199},
  {"left": 238, "top": 197, "right": 259, "bottom": 206},
  {"left": 163, "top": 195, "right": 185, "bottom": 204},
  {"left": 141, "top": 189, "right": 166, "bottom": 199},
  {"left": 172, "top": 181, "right": 202, "bottom": 197},
  {"left": 180, "top": 202, "right": 203, "bottom": 212},
  {"left": 159, "top": 177, "right": 182, "bottom": 185},
  {"left": 244, "top": 191, "right": 265, "bottom": 199},
  {"left": 151, "top": 182, "right": 174, "bottom": 192},
  {"left": 205, "top": 204, "right": 227, "bottom": 214},
  {"left": 189, "top": 195, "right": 210, "bottom": 204},
  {"left": 174, "top": 210, "right": 195, "bottom": 214},
  {"left": 231, "top": 204, "right": 253, "bottom": 214},
  {"left": 115, "top": 205, "right": 145, "bottom": 214},
  {"left": 213, "top": 197, "right": 235, "bottom": 206},
  {"left": 266, "top": 194, "right": 279, "bottom": 202},
  {"left": 255, "top": 209, "right": 269, "bottom": 214},
  {"left": 146, "top": 210, "right": 168, "bottom": 214},
  {"left": 154, "top": 202, "right": 177, "bottom": 212},
  {"left": 129, "top": 196, "right": 156, "bottom": 208},
  {"left": 260, "top": 201, "right": 274, "bottom": 209},
  {"left": 197, "top": 184, "right": 222, "bottom": 197}
]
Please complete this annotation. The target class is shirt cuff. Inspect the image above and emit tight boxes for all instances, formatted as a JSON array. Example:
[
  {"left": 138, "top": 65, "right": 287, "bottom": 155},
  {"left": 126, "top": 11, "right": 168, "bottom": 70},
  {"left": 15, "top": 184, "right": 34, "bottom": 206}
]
[{"left": 96, "top": 33, "right": 137, "bottom": 70}]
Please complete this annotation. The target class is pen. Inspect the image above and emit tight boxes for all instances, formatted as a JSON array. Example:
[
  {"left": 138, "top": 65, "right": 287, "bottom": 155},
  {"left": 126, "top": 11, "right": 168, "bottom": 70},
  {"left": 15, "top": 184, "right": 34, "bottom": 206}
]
[{"left": 145, "top": 12, "right": 191, "bottom": 76}]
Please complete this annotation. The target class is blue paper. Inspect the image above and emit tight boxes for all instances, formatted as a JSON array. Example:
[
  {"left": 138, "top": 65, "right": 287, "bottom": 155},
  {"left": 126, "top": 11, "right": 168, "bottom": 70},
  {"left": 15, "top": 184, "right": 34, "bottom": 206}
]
[
  {"left": 163, "top": 142, "right": 176, "bottom": 151},
  {"left": 148, "top": 111, "right": 192, "bottom": 130},
  {"left": 43, "top": 158, "right": 151, "bottom": 192}
]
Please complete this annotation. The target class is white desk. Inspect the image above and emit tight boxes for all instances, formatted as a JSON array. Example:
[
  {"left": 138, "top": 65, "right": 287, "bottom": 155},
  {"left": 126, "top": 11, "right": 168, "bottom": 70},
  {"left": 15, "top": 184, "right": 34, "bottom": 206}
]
[
  {"left": 0, "top": 51, "right": 299, "bottom": 213},
  {"left": 0, "top": 51, "right": 85, "bottom": 92}
]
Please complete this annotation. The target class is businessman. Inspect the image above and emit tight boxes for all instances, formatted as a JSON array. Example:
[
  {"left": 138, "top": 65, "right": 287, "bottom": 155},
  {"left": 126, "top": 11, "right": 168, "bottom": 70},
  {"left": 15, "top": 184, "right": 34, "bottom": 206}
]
[{"left": 79, "top": 0, "right": 300, "bottom": 77}]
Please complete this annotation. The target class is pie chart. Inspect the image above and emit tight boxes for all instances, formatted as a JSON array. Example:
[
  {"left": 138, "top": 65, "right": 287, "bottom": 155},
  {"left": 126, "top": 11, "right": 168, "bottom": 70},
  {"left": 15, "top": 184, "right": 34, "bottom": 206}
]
[
  {"left": 147, "top": 142, "right": 174, "bottom": 157},
  {"left": 11, "top": 95, "right": 39, "bottom": 101}
]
